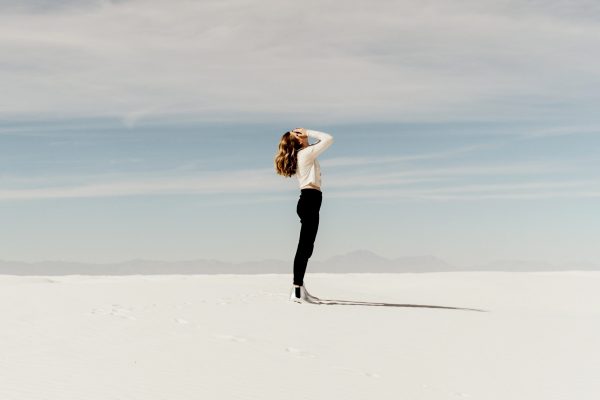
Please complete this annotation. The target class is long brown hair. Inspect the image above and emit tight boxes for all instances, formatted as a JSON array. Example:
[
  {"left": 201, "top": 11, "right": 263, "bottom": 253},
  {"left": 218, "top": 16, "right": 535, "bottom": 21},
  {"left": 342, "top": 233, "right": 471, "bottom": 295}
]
[{"left": 274, "top": 131, "right": 303, "bottom": 177}]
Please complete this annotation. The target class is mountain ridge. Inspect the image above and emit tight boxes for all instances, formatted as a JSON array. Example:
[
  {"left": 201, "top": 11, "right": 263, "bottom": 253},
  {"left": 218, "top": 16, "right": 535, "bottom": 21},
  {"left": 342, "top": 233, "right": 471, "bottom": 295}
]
[{"left": 1, "top": 250, "right": 598, "bottom": 275}]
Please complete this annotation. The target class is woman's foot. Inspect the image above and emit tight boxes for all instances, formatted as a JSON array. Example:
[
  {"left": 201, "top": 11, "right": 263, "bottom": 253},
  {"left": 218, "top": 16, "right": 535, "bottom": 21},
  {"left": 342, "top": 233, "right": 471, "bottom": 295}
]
[
  {"left": 289, "top": 285, "right": 315, "bottom": 304},
  {"left": 302, "top": 284, "right": 321, "bottom": 302}
]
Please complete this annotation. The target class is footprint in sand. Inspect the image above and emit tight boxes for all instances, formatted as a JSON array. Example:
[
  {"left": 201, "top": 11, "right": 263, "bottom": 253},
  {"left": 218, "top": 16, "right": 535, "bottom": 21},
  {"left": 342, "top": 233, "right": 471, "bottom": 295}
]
[
  {"left": 334, "top": 367, "right": 380, "bottom": 378},
  {"left": 214, "top": 334, "right": 248, "bottom": 343},
  {"left": 174, "top": 302, "right": 193, "bottom": 310},
  {"left": 109, "top": 304, "right": 136, "bottom": 320},
  {"left": 89, "top": 304, "right": 136, "bottom": 320},
  {"left": 453, "top": 392, "right": 470, "bottom": 398},
  {"left": 285, "top": 347, "right": 317, "bottom": 358}
]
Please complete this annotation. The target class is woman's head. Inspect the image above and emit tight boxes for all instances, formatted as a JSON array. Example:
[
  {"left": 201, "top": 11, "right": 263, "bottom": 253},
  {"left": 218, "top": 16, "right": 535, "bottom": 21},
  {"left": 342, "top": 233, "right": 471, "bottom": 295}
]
[{"left": 274, "top": 129, "right": 305, "bottom": 177}]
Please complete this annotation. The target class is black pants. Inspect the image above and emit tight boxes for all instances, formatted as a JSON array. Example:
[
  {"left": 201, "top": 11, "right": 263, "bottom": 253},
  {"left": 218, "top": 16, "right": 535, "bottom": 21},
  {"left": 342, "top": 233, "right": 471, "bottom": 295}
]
[{"left": 293, "top": 188, "right": 322, "bottom": 286}]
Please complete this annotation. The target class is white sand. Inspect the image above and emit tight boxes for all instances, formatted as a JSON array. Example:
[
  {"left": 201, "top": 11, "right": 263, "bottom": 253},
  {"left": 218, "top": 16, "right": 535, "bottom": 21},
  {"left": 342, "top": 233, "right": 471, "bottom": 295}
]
[{"left": 1, "top": 272, "right": 598, "bottom": 400}]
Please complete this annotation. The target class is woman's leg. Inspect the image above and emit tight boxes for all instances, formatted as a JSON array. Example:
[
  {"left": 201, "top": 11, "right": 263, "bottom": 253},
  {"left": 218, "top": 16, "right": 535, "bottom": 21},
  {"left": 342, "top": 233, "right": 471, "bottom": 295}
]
[{"left": 293, "top": 193, "right": 322, "bottom": 286}]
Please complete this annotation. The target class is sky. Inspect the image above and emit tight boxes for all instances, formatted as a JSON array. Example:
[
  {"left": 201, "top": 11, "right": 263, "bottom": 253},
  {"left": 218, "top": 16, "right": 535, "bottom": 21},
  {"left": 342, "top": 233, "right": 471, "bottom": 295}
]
[{"left": 1, "top": 0, "right": 599, "bottom": 267}]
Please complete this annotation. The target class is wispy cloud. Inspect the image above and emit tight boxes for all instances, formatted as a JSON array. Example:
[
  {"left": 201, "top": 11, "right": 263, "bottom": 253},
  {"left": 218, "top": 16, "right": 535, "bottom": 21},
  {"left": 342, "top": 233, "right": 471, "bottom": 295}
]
[
  {"left": 517, "top": 125, "right": 600, "bottom": 138},
  {"left": 0, "top": 159, "right": 590, "bottom": 201},
  {"left": 329, "top": 189, "right": 600, "bottom": 201},
  {"left": 323, "top": 143, "right": 502, "bottom": 167}
]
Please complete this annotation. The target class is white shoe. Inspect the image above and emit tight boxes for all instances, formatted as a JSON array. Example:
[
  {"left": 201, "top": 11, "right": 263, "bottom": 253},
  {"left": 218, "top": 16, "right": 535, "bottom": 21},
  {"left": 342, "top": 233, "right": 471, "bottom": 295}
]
[
  {"left": 303, "top": 284, "right": 321, "bottom": 302},
  {"left": 289, "top": 285, "right": 314, "bottom": 304}
]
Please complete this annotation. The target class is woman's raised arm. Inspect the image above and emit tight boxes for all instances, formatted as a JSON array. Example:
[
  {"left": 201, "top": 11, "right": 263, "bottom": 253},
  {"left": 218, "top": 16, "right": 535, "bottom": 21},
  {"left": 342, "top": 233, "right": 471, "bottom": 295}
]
[{"left": 302, "top": 129, "right": 334, "bottom": 158}]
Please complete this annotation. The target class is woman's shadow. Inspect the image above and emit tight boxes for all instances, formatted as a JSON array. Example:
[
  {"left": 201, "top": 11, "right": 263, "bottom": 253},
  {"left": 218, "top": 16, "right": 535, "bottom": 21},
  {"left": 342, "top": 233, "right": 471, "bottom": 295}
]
[{"left": 311, "top": 297, "right": 487, "bottom": 312}]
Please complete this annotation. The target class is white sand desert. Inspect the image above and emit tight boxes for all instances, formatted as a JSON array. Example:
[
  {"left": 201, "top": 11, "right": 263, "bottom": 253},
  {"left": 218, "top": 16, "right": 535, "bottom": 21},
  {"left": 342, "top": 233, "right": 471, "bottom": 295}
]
[{"left": 1, "top": 271, "right": 598, "bottom": 399}]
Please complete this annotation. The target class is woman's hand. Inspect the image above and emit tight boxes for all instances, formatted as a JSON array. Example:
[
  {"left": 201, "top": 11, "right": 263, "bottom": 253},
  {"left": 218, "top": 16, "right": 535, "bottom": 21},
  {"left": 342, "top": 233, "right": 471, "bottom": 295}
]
[{"left": 292, "top": 128, "right": 307, "bottom": 139}]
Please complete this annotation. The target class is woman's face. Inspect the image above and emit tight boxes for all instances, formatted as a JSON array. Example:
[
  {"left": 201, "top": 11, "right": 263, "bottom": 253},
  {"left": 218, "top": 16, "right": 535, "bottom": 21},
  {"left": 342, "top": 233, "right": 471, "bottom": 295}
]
[{"left": 292, "top": 130, "right": 308, "bottom": 147}]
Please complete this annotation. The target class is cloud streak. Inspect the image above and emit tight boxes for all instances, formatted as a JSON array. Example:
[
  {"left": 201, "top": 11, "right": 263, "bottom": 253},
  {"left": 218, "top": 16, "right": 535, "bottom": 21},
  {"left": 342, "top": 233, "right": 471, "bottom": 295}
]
[
  {"left": 1, "top": 159, "right": 593, "bottom": 201},
  {"left": 322, "top": 143, "right": 503, "bottom": 167}
]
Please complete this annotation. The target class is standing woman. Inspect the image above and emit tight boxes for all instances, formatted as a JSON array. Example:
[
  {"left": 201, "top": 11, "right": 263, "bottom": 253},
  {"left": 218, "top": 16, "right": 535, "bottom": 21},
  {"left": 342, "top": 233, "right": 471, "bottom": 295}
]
[{"left": 274, "top": 127, "right": 334, "bottom": 303}]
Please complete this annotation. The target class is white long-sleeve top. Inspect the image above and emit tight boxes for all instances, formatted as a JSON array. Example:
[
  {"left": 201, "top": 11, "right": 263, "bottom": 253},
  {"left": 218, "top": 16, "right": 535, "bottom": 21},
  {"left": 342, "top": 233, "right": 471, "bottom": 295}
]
[{"left": 295, "top": 129, "right": 334, "bottom": 190}]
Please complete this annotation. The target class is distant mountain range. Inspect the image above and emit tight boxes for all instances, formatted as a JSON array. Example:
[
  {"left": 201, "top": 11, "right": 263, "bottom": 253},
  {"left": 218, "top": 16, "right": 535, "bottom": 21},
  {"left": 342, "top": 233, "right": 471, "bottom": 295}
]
[{"left": 0, "top": 249, "right": 597, "bottom": 275}]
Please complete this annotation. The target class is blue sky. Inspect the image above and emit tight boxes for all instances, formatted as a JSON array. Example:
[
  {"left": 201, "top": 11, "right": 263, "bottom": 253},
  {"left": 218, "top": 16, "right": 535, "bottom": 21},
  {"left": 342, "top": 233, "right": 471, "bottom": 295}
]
[{"left": 1, "top": 0, "right": 599, "bottom": 267}]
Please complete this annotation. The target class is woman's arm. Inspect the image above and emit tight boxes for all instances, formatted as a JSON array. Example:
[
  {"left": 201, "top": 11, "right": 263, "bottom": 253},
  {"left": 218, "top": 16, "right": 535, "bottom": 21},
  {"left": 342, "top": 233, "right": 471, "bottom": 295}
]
[{"left": 303, "top": 129, "right": 334, "bottom": 158}]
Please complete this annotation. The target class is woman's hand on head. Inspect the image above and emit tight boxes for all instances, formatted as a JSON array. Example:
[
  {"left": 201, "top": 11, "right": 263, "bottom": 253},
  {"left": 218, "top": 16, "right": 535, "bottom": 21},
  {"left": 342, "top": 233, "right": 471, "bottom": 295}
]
[{"left": 292, "top": 128, "right": 307, "bottom": 138}]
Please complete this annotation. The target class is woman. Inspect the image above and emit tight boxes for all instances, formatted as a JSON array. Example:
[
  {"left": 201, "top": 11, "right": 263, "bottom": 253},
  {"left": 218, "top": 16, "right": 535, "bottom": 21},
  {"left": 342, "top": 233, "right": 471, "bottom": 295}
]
[{"left": 274, "top": 127, "right": 334, "bottom": 303}]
